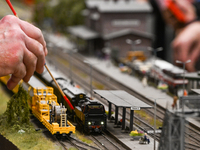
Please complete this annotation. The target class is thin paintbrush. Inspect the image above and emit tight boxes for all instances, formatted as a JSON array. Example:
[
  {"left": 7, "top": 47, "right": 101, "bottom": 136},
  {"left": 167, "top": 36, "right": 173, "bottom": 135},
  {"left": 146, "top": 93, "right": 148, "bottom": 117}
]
[{"left": 5, "top": 0, "right": 74, "bottom": 110}]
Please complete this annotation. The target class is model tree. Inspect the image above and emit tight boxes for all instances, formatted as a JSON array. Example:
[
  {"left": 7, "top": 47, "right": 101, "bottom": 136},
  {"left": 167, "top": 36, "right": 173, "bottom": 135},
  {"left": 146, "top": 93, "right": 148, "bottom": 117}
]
[
  {"left": 33, "top": 0, "right": 85, "bottom": 33},
  {"left": 0, "top": 85, "right": 30, "bottom": 130}
]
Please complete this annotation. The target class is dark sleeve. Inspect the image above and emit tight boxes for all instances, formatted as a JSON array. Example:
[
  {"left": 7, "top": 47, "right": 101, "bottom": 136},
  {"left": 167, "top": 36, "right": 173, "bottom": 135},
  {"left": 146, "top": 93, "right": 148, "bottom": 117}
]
[
  {"left": 193, "top": 2, "right": 200, "bottom": 19},
  {"left": 148, "top": 0, "right": 167, "bottom": 60}
]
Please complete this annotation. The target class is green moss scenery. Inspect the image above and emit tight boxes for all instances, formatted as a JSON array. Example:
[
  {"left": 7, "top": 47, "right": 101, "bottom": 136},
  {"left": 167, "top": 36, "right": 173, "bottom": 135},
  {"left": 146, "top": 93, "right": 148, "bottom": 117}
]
[
  {"left": 0, "top": 85, "right": 10, "bottom": 114},
  {"left": 0, "top": 85, "right": 62, "bottom": 150},
  {"left": 135, "top": 110, "right": 163, "bottom": 128},
  {"left": 75, "top": 131, "right": 93, "bottom": 145}
]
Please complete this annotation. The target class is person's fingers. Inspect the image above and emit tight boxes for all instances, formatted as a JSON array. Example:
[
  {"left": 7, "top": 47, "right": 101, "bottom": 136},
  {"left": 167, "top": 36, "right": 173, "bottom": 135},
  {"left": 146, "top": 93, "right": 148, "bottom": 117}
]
[
  {"left": 1, "top": 15, "right": 48, "bottom": 56},
  {"left": 189, "top": 42, "right": 200, "bottom": 62},
  {"left": 175, "top": 0, "right": 196, "bottom": 22},
  {"left": 19, "top": 20, "right": 46, "bottom": 47},
  {"left": 186, "top": 61, "right": 195, "bottom": 72},
  {"left": 44, "top": 47, "right": 48, "bottom": 56},
  {"left": 0, "top": 15, "right": 48, "bottom": 90},
  {"left": 19, "top": 22, "right": 48, "bottom": 56},
  {"left": 13, "top": 16, "right": 48, "bottom": 56},
  {"left": 23, "top": 47, "right": 37, "bottom": 82},
  {"left": 25, "top": 36, "right": 45, "bottom": 73},
  {"left": 173, "top": 38, "right": 189, "bottom": 62},
  {"left": 187, "top": 42, "right": 200, "bottom": 71},
  {"left": 7, "top": 63, "right": 26, "bottom": 90}
]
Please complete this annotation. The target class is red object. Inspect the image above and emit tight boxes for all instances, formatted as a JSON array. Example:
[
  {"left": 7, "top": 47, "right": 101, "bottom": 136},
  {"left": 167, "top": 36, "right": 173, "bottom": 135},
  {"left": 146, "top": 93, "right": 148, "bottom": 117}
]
[
  {"left": 24, "top": 0, "right": 34, "bottom": 5},
  {"left": 5, "top": 0, "right": 17, "bottom": 16},
  {"left": 165, "top": 0, "right": 186, "bottom": 23},
  {"left": 184, "top": 90, "right": 188, "bottom": 96},
  {"left": 63, "top": 95, "right": 74, "bottom": 110},
  {"left": 92, "top": 125, "right": 100, "bottom": 129}
]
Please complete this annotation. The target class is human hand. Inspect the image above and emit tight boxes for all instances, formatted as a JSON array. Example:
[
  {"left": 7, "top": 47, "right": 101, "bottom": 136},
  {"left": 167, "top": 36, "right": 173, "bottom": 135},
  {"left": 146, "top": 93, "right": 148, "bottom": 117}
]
[
  {"left": 0, "top": 15, "right": 48, "bottom": 90},
  {"left": 172, "top": 21, "right": 200, "bottom": 72},
  {"left": 175, "top": 0, "right": 197, "bottom": 23},
  {"left": 162, "top": 0, "right": 197, "bottom": 31}
]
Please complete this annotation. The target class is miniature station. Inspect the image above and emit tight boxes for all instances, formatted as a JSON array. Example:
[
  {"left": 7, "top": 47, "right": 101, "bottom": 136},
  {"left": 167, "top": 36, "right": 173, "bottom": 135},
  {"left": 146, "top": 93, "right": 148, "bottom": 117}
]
[
  {"left": 182, "top": 71, "right": 200, "bottom": 89},
  {"left": 182, "top": 89, "right": 200, "bottom": 112},
  {"left": 94, "top": 90, "right": 152, "bottom": 131},
  {"left": 177, "top": 72, "right": 200, "bottom": 114}
]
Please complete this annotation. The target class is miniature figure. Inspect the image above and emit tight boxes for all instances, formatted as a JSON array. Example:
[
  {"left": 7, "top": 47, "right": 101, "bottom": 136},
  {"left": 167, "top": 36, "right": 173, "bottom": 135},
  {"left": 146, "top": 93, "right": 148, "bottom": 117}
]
[
  {"left": 139, "top": 133, "right": 150, "bottom": 144},
  {"left": 172, "top": 96, "right": 178, "bottom": 110},
  {"left": 142, "top": 76, "right": 148, "bottom": 87}
]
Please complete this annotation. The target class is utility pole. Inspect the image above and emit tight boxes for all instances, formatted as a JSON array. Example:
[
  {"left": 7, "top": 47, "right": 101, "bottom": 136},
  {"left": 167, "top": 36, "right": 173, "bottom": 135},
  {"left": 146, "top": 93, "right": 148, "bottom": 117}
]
[{"left": 84, "top": 60, "right": 98, "bottom": 99}]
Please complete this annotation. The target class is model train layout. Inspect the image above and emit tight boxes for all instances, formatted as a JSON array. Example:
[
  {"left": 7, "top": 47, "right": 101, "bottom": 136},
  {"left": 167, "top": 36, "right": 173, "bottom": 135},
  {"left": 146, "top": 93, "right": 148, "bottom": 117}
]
[
  {"left": 1, "top": 75, "right": 76, "bottom": 136},
  {"left": 34, "top": 68, "right": 107, "bottom": 133},
  {"left": 1, "top": 68, "right": 107, "bottom": 133},
  {"left": 118, "top": 57, "right": 189, "bottom": 95}
]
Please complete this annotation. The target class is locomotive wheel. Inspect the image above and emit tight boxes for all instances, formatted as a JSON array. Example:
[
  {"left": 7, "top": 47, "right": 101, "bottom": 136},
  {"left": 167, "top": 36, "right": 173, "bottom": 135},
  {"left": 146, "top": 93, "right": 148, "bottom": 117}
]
[{"left": 55, "top": 134, "right": 62, "bottom": 140}]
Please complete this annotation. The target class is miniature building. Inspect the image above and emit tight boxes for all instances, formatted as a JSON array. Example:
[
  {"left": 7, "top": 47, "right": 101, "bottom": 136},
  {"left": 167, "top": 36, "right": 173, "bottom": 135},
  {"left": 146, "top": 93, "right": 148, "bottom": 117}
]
[
  {"left": 180, "top": 71, "right": 200, "bottom": 90},
  {"left": 67, "top": 0, "right": 154, "bottom": 57}
]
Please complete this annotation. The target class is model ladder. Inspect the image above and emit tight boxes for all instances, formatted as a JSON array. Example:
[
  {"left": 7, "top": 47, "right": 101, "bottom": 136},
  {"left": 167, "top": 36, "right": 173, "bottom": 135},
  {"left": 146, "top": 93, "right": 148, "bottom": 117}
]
[{"left": 60, "top": 107, "right": 67, "bottom": 127}]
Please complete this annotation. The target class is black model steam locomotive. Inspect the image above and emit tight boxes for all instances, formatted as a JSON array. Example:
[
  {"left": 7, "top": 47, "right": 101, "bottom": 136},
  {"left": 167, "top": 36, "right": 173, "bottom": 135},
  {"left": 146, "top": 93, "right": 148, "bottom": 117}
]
[{"left": 34, "top": 68, "right": 107, "bottom": 133}]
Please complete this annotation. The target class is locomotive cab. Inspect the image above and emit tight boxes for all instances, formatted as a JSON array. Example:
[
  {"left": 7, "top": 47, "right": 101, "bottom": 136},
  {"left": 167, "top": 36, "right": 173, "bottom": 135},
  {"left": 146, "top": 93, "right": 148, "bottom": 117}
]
[
  {"left": 83, "top": 101, "right": 105, "bottom": 114},
  {"left": 75, "top": 100, "right": 107, "bottom": 133}
]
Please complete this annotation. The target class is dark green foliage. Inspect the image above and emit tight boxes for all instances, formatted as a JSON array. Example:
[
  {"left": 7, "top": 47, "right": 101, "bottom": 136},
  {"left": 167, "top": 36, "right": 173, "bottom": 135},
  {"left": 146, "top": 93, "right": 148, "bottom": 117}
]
[
  {"left": 33, "top": 0, "right": 52, "bottom": 28},
  {"left": 52, "top": 0, "right": 85, "bottom": 30},
  {"left": 0, "top": 85, "right": 31, "bottom": 130},
  {"left": 33, "top": 0, "right": 85, "bottom": 33}
]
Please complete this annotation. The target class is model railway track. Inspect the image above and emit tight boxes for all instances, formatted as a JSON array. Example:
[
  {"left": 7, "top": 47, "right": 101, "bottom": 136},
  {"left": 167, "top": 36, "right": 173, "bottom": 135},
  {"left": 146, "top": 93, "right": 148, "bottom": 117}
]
[
  {"left": 46, "top": 50, "right": 164, "bottom": 123},
  {"left": 57, "top": 140, "right": 68, "bottom": 150},
  {"left": 184, "top": 124, "right": 200, "bottom": 149},
  {"left": 185, "top": 142, "right": 200, "bottom": 150},
  {"left": 55, "top": 132, "right": 125, "bottom": 150},
  {"left": 46, "top": 45, "right": 200, "bottom": 148},
  {"left": 54, "top": 135, "right": 100, "bottom": 150},
  {"left": 47, "top": 49, "right": 166, "bottom": 120},
  {"left": 46, "top": 53, "right": 163, "bottom": 140},
  {"left": 66, "top": 136, "right": 98, "bottom": 150},
  {"left": 31, "top": 115, "right": 70, "bottom": 150},
  {"left": 57, "top": 132, "right": 127, "bottom": 150},
  {"left": 89, "top": 133, "right": 124, "bottom": 150}
]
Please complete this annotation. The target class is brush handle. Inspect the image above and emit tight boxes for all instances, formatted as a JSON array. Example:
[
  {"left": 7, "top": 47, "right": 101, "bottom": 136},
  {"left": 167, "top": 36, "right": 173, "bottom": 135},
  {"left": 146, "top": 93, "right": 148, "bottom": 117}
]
[
  {"left": 5, "top": 0, "right": 18, "bottom": 17},
  {"left": 44, "top": 64, "right": 74, "bottom": 110}
]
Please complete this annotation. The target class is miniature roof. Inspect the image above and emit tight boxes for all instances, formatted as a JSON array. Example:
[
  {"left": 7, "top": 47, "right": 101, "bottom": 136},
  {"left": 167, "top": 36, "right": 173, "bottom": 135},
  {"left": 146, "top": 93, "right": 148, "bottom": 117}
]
[
  {"left": 56, "top": 79, "right": 85, "bottom": 96},
  {"left": 154, "top": 59, "right": 186, "bottom": 74},
  {"left": 191, "top": 89, "right": 200, "bottom": 94},
  {"left": 94, "top": 90, "right": 152, "bottom": 108},
  {"left": 180, "top": 95, "right": 200, "bottom": 109},
  {"left": 103, "top": 28, "right": 154, "bottom": 40},
  {"left": 180, "top": 72, "right": 200, "bottom": 80},
  {"left": 86, "top": 0, "right": 152, "bottom": 13},
  {"left": 67, "top": 25, "right": 99, "bottom": 40}
]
